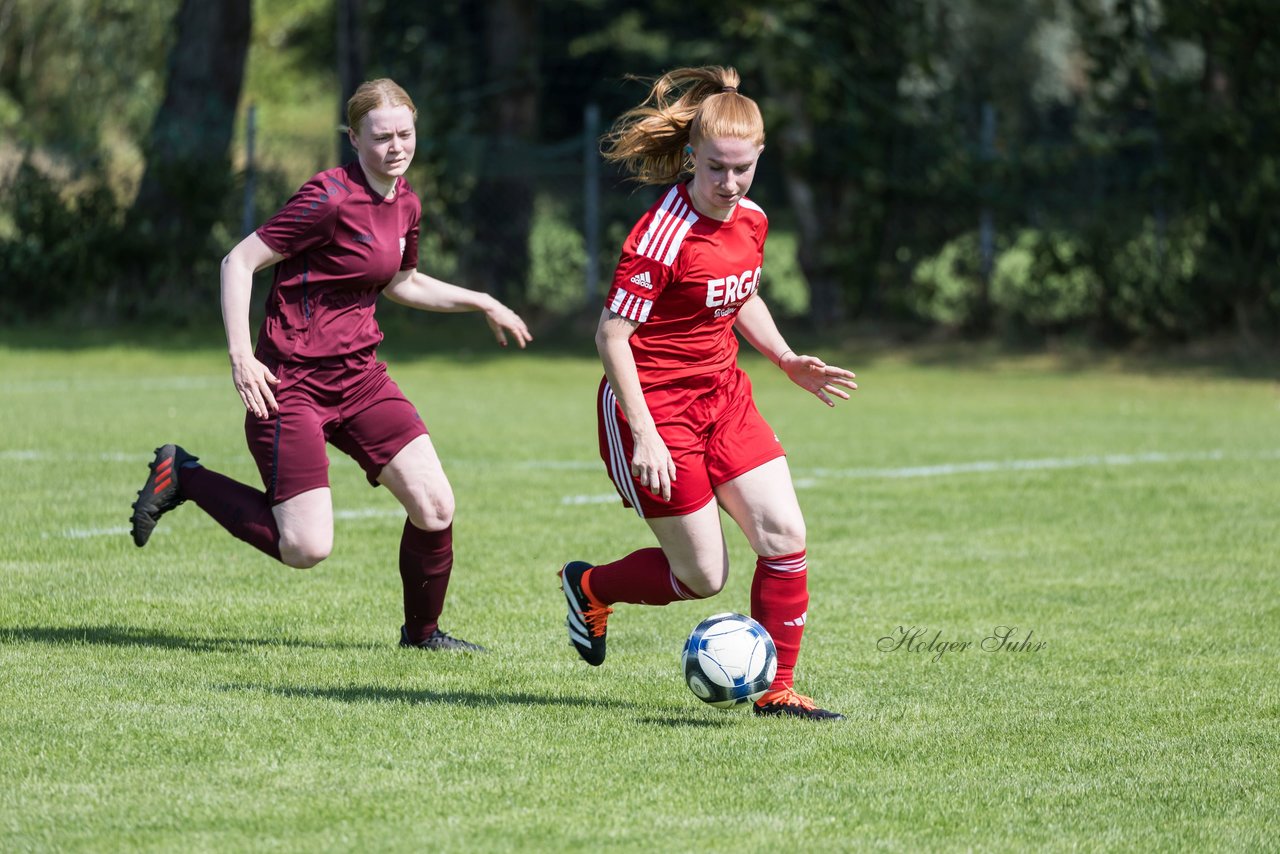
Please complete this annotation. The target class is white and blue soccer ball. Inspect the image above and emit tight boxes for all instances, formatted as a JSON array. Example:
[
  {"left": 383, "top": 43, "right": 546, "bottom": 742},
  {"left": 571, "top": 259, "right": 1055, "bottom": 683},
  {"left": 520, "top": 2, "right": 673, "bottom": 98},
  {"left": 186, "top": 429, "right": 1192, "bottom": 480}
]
[{"left": 682, "top": 613, "right": 778, "bottom": 708}]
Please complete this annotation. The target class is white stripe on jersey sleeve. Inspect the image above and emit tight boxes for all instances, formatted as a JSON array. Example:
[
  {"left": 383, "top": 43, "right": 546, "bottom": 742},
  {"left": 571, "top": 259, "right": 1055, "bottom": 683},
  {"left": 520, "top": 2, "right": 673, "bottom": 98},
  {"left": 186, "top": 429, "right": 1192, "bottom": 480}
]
[
  {"left": 608, "top": 288, "right": 653, "bottom": 323},
  {"left": 636, "top": 187, "right": 698, "bottom": 268},
  {"left": 738, "top": 197, "right": 767, "bottom": 216},
  {"left": 635, "top": 187, "right": 680, "bottom": 259},
  {"left": 626, "top": 296, "right": 653, "bottom": 322},
  {"left": 661, "top": 211, "right": 698, "bottom": 266},
  {"left": 648, "top": 195, "right": 690, "bottom": 263}
]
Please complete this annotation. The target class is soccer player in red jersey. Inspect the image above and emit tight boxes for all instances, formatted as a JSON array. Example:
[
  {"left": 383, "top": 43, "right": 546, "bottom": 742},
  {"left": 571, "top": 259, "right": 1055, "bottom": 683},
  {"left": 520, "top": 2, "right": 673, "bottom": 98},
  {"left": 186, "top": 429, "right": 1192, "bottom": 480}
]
[
  {"left": 130, "top": 79, "right": 531, "bottom": 652},
  {"left": 559, "top": 66, "right": 857, "bottom": 719}
]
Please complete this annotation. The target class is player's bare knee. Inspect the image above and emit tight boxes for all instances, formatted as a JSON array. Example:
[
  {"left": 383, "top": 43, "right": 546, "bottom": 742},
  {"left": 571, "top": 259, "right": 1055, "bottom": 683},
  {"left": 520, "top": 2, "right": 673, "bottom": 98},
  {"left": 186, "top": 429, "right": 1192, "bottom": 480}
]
[
  {"left": 399, "top": 477, "right": 453, "bottom": 529},
  {"left": 279, "top": 538, "right": 331, "bottom": 569},
  {"left": 682, "top": 574, "right": 724, "bottom": 599},
  {"left": 407, "top": 494, "right": 454, "bottom": 531},
  {"left": 760, "top": 519, "right": 806, "bottom": 558},
  {"left": 678, "top": 559, "right": 728, "bottom": 598}
]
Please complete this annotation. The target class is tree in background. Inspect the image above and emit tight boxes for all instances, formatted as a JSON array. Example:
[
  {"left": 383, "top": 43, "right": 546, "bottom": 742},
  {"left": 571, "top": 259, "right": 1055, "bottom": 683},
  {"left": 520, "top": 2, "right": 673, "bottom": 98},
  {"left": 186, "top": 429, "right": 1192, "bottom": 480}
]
[
  {"left": 0, "top": 0, "right": 176, "bottom": 173},
  {"left": 1069, "top": 0, "right": 1279, "bottom": 341},
  {"left": 461, "top": 0, "right": 539, "bottom": 303},
  {"left": 129, "top": 0, "right": 252, "bottom": 271},
  {"left": 336, "top": 0, "right": 366, "bottom": 165},
  {"left": 0, "top": 0, "right": 178, "bottom": 320},
  {"left": 1160, "top": 0, "right": 1280, "bottom": 341},
  {"left": 1, "top": 0, "right": 1277, "bottom": 342},
  {"left": 733, "top": 1, "right": 920, "bottom": 326}
]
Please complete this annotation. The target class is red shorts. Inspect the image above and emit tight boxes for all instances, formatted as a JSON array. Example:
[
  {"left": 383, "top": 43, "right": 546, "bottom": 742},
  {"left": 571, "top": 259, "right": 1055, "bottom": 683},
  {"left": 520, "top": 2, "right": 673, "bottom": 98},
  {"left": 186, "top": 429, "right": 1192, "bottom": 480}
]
[
  {"left": 245, "top": 355, "right": 428, "bottom": 504},
  {"left": 596, "top": 366, "right": 785, "bottom": 518}
]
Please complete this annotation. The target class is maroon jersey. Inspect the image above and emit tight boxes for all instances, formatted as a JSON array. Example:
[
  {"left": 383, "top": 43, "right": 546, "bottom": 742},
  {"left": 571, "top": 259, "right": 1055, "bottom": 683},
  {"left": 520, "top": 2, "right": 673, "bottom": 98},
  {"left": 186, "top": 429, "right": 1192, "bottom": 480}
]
[
  {"left": 605, "top": 183, "right": 767, "bottom": 388},
  {"left": 255, "top": 161, "right": 421, "bottom": 362}
]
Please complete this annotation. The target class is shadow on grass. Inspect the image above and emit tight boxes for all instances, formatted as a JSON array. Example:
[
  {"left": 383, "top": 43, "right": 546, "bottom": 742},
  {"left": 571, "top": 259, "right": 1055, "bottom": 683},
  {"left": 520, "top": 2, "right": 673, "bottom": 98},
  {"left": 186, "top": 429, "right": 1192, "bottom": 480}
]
[
  {"left": 220, "top": 682, "right": 646, "bottom": 712},
  {"left": 635, "top": 715, "right": 736, "bottom": 728},
  {"left": 0, "top": 624, "right": 370, "bottom": 652}
]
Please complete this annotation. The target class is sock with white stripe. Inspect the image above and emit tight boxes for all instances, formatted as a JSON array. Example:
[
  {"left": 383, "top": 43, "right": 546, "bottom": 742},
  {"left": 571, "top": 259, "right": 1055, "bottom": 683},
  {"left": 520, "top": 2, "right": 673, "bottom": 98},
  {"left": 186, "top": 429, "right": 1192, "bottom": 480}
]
[
  {"left": 585, "top": 547, "right": 700, "bottom": 606},
  {"left": 751, "top": 550, "right": 809, "bottom": 690}
]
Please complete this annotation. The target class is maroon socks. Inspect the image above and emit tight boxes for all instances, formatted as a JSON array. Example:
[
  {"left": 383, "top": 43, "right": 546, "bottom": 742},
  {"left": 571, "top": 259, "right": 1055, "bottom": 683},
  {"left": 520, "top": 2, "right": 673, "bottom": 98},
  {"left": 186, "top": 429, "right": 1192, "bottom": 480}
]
[
  {"left": 399, "top": 520, "right": 454, "bottom": 642},
  {"left": 180, "top": 465, "right": 282, "bottom": 560}
]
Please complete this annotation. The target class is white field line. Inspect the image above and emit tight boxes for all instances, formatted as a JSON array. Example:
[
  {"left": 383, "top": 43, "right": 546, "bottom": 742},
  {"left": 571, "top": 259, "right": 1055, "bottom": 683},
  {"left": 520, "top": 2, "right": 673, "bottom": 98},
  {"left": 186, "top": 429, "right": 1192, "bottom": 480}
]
[
  {"left": 0, "top": 376, "right": 223, "bottom": 394},
  {"left": 4, "top": 451, "right": 607, "bottom": 465},
  {"left": 25, "top": 448, "right": 1279, "bottom": 537},
  {"left": 3, "top": 450, "right": 157, "bottom": 462},
  {"left": 559, "top": 448, "right": 1280, "bottom": 504},
  {"left": 26, "top": 448, "right": 1272, "bottom": 470},
  {"left": 56, "top": 507, "right": 405, "bottom": 540},
  {"left": 798, "top": 448, "right": 1280, "bottom": 480},
  {"left": 561, "top": 493, "right": 622, "bottom": 505}
]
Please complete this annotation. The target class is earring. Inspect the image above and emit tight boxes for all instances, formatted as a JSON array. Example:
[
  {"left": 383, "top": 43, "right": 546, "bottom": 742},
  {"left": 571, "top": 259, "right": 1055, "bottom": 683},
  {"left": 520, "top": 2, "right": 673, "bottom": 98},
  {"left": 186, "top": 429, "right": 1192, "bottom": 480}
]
[{"left": 684, "top": 145, "right": 693, "bottom": 156}]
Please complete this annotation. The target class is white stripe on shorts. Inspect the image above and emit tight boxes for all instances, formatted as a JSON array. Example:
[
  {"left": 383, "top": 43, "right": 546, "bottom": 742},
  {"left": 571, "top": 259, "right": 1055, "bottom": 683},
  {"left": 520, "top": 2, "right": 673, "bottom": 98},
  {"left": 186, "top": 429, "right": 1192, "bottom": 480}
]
[{"left": 600, "top": 381, "right": 644, "bottom": 517}]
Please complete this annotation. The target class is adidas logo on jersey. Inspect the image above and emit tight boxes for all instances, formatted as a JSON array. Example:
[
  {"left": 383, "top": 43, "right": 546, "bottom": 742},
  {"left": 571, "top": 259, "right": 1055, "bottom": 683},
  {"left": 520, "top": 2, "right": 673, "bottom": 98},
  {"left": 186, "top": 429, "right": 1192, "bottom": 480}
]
[
  {"left": 629, "top": 271, "right": 653, "bottom": 289},
  {"left": 783, "top": 611, "right": 808, "bottom": 627}
]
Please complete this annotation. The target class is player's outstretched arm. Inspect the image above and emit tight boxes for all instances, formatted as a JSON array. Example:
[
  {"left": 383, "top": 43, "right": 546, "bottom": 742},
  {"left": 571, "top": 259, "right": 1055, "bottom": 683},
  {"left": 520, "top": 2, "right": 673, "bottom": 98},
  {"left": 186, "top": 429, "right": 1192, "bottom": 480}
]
[
  {"left": 384, "top": 270, "right": 532, "bottom": 348},
  {"left": 734, "top": 295, "right": 858, "bottom": 408},
  {"left": 220, "top": 233, "right": 285, "bottom": 418}
]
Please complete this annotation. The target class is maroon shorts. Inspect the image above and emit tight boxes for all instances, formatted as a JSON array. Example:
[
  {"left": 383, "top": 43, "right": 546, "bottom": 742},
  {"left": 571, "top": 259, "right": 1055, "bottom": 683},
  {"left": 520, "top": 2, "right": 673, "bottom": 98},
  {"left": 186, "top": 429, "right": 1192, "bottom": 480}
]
[
  {"left": 245, "top": 356, "right": 428, "bottom": 505},
  {"left": 596, "top": 366, "right": 785, "bottom": 518}
]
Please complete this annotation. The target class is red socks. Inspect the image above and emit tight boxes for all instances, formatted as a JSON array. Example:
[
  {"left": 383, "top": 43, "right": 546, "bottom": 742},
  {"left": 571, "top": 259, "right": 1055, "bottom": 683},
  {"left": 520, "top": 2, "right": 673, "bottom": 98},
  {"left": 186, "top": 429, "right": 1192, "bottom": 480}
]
[
  {"left": 585, "top": 547, "right": 700, "bottom": 606},
  {"left": 180, "top": 465, "right": 282, "bottom": 560},
  {"left": 400, "top": 521, "right": 454, "bottom": 642},
  {"left": 751, "top": 551, "right": 809, "bottom": 691},
  {"left": 586, "top": 546, "right": 810, "bottom": 691}
]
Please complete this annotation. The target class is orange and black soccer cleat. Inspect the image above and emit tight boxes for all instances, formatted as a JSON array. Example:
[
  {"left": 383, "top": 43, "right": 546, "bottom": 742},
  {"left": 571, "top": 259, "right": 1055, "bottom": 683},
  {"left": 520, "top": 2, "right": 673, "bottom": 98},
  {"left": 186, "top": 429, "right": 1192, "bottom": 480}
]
[
  {"left": 560, "top": 561, "right": 612, "bottom": 666},
  {"left": 752, "top": 687, "right": 845, "bottom": 721}
]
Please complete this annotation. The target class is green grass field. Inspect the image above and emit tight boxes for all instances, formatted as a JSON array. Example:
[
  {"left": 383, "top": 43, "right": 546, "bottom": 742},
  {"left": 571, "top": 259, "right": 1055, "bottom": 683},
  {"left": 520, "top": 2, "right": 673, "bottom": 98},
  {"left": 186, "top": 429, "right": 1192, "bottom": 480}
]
[{"left": 1, "top": 329, "right": 1277, "bottom": 851}]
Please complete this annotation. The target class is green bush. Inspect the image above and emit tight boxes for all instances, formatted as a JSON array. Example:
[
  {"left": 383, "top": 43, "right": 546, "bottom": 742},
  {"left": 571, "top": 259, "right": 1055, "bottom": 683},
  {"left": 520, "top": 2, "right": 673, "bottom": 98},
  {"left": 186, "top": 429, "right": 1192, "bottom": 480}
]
[
  {"left": 1102, "top": 217, "right": 1207, "bottom": 338},
  {"left": 527, "top": 194, "right": 588, "bottom": 314},
  {"left": 761, "top": 229, "right": 810, "bottom": 318},
  {"left": 0, "top": 158, "right": 124, "bottom": 320},
  {"left": 909, "top": 231, "right": 987, "bottom": 327},
  {"left": 990, "top": 229, "right": 1101, "bottom": 330}
]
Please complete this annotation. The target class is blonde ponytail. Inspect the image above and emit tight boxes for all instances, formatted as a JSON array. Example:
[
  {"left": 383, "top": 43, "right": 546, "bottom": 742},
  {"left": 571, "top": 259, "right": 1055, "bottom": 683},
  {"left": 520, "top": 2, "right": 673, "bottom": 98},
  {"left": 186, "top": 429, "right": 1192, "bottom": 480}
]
[{"left": 602, "top": 66, "right": 764, "bottom": 186}]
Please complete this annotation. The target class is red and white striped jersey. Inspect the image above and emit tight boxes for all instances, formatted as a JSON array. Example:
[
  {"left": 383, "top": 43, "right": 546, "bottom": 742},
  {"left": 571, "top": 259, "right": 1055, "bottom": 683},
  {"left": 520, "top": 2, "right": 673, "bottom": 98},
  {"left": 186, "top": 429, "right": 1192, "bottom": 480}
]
[{"left": 606, "top": 182, "right": 768, "bottom": 388}]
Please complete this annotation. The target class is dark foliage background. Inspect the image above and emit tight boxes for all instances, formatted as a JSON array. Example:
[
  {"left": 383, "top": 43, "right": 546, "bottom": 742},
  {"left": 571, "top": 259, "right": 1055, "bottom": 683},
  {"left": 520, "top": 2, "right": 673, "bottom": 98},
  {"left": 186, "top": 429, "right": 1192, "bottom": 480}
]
[{"left": 1, "top": 0, "right": 1276, "bottom": 345}]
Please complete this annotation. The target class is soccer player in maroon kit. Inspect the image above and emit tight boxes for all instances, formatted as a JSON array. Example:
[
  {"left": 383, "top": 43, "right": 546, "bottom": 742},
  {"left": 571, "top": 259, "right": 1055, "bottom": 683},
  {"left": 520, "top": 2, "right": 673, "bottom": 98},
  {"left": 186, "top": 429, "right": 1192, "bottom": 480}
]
[
  {"left": 559, "top": 66, "right": 857, "bottom": 719},
  {"left": 130, "top": 79, "right": 531, "bottom": 652}
]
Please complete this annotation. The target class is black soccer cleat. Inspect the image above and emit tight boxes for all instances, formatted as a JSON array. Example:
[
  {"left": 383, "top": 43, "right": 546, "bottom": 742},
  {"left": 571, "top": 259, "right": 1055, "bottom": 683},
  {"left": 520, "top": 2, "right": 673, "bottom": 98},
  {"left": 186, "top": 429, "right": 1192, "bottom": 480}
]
[
  {"left": 560, "top": 560, "right": 612, "bottom": 666},
  {"left": 399, "top": 625, "right": 489, "bottom": 653},
  {"left": 130, "top": 444, "right": 199, "bottom": 547},
  {"left": 752, "top": 687, "right": 846, "bottom": 722}
]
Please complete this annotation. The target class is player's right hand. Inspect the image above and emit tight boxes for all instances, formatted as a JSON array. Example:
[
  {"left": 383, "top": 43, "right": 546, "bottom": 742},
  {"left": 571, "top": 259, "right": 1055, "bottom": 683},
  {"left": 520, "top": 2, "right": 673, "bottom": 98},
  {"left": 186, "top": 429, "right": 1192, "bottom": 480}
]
[
  {"left": 230, "top": 354, "right": 280, "bottom": 419},
  {"left": 630, "top": 430, "right": 677, "bottom": 501}
]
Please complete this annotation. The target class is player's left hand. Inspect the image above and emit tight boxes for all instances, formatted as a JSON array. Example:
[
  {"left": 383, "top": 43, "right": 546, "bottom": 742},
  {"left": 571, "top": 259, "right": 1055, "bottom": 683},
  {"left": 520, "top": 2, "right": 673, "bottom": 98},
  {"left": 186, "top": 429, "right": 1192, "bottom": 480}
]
[
  {"left": 484, "top": 303, "right": 533, "bottom": 349},
  {"left": 780, "top": 352, "right": 857, "bottom": 407}
]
